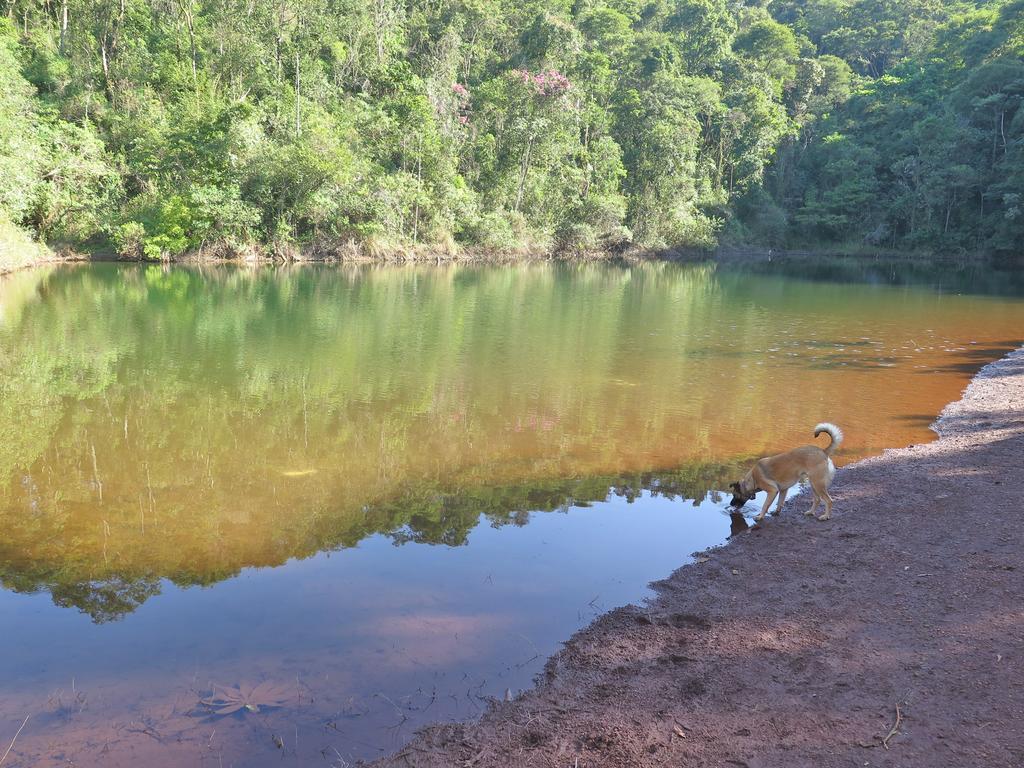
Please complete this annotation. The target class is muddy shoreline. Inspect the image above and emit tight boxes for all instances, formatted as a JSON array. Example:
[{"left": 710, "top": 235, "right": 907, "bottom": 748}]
[{"left": 371, "top": 347, "right": 1024, "bottom": 768}]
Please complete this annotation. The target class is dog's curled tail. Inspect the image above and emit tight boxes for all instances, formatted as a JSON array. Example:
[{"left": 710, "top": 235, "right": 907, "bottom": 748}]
[{"left": 814, "top": 422, "right": 844, "bottom": 456}]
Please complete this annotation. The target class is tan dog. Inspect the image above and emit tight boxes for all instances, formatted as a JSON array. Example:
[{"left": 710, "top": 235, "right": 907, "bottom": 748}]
[{"left": 729, "top": 423, "right": 843, "bottom": 522}]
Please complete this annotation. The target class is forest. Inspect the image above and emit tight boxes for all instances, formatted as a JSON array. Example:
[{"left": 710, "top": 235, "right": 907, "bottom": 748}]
[{"left": 1, "top": 0, "right": 1022, "bottom": 262}]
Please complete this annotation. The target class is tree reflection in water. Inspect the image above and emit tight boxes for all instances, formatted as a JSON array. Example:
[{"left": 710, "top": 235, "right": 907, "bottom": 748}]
[{"left": 2, "top": 261, "right": 1023, "bottom": 622}]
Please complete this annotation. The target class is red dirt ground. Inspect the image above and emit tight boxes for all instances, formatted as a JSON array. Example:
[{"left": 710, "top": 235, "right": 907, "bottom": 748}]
[{"left": 372, "top": 347, "right": 1024, "bottom": 768}]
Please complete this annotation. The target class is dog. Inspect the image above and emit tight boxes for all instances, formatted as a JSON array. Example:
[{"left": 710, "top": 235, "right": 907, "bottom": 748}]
[{"left": 729, "top": 423, "right": 843, "bottom": 522}]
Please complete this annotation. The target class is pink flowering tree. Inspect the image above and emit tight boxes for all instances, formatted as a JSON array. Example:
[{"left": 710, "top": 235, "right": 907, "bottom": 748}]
[
  {"left": 509, "top": 68, "right": 572, "bottom": 98},
  {"left": 467, "top": 67, "right": 580, "bottom": 224},
  {"left": 451, "top": 82, "right": 471, "bottom": 127}
]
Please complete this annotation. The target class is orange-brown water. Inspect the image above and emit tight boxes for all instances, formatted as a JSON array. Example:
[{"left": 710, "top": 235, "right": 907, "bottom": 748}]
[{"left": 0, "top": 261, "right": 1022, "bottom": 766}]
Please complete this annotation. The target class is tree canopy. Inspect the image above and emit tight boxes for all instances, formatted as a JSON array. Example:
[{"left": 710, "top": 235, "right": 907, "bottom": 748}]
[{"left": 0, "top": 0, "right": 1021, "bottom": 259}]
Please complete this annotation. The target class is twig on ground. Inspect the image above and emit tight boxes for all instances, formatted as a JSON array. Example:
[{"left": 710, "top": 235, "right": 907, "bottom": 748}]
[
  {"left": 882, "top": 703, "right": 903, "bottom": 749},
  {"left": 0, "top": 715, "right": 30, "bottom": 766},
  {"left": 124, "top": 721, "right": 164, "bottom": 743},
  {"left": 858, "top": 703, "right": 905, "bottom": 749}
]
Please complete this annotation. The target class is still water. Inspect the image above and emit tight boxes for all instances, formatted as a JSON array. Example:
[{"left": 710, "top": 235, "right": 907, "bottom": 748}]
[{"left": 0, "top": 261, "right": 1022, "bottom": 766}]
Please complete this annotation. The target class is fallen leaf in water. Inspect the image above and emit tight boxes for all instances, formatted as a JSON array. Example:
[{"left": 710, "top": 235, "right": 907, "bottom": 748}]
[{"left": 201, "top": 682, "right": 293, "bottom": 715}]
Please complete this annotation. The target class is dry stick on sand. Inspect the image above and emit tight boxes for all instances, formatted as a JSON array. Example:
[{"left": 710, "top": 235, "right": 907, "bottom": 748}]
[
  {"left": 0, "top": 715, "right": 30, "bottom": 766},
  {"left": 882, "top": 703, "right": 903, "bottom": 749}
]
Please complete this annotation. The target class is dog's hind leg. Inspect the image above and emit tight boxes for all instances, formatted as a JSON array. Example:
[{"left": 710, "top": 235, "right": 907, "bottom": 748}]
[
  {"left": 818, "top": 489, "right": 834, "bottom": 521},
  {"left": 807, "top": 469, "right": 831, "bottom": 519},
  {"left": 804, "top": 490, "right": 820, "bottom": 517}
]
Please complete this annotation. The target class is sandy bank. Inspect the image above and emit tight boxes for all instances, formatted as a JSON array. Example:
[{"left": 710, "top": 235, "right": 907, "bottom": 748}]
[{"left": 371, "top": 346, "right": 1024, "bottom": 768}]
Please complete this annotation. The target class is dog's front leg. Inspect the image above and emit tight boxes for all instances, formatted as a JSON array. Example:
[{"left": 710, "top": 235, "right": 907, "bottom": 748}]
[
  {"left": 774, "top": 488, "right": 788, "bottom": 515},
  {"left": 755, "top": 487, "right": 777, "bottom": 522}
]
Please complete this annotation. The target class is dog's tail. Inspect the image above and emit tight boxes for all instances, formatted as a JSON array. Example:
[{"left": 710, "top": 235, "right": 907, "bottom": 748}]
[{"left": 814, "top": 422, "right": 844, "bottom": 456}]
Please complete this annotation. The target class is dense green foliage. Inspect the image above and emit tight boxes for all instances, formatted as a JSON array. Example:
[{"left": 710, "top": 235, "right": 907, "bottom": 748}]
[
  {"left": 760, "top": 0, "right": 1024, "bottom": 256},
  {"left": 0, "top": 0, "right": 1021, "bottom": 258}
]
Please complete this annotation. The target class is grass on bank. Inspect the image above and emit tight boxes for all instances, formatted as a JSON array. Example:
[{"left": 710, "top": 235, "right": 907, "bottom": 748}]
[{"left": 0, "top": 215, "right": 51, "bottom": 275}]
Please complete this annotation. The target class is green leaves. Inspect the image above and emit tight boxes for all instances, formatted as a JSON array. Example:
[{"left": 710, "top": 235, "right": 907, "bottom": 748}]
[{"left": 1, "top": 0, "right": 1020, "bottom": 256}]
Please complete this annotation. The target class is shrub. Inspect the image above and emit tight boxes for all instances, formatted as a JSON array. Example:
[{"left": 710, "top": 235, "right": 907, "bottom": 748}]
[
  {"left": 112, "top": 221, "right": 146, "bottom": 259},
  {"left": 554, "top": 222, "right": 598, "bottom": 254},
  {"left": 150, "top": 196, "right": 196, "bottom": 258},
  {"left": 460, "top": 210, "right": 519, "bottom": 251},
  {"left": 189, "top": 184, "right": 261, "bottom": 246}
]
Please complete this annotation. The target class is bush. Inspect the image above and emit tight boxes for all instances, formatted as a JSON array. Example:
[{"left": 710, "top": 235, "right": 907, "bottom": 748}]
[
  {"left": 188, "top": 184, "right": 261, "bottom": 246},
  {"left": 144, "top": 196, "right": 194, "bottom": 258},
  {"left": 116, "top": 195, "right": 196, "bottom": 260},
  {"left": 599, "top": 225, "right": 633, "bottom": 251},
  {"left": 460, "top": 210, "right": 519, "bottom": 250},
  {"left": 579, "top": 192, "right": 627, "bottom": 233},
  {"left": 732, "top": 189, "right": 789, "bottom": 248},
  {"left": 669, "top": 212, "right": 722, "bottom": 250},
  {"left": 554, "top": 222, "right": 598, "bottom": 254},
  {"left": 112, "top": 221, "right": 146, "bottom": 259}
]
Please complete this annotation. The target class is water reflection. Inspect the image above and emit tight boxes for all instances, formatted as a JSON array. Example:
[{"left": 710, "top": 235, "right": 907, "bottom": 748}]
[
  {"left": 4, "top": 464, "right": 747, "bottom": 622},
  {"left": 0, "top": 486, "right": 758, "bottom": 767},
  {"left": 1, "top": 260, "right": 1023, "bottom": 765},
  {"left": 2, "top": 262, "right": 1024, "bottom": 621},
  {"left": 726, "top": 253, "right": 1024, "bottom": 296},
  {"left": 728, "top": 511, "right": 751, "bottom": 538}
]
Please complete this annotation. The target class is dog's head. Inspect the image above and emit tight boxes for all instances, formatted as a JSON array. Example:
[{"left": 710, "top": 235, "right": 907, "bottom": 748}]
[{"left": 728, "top": 477, "right": 757, "bottom": 508}]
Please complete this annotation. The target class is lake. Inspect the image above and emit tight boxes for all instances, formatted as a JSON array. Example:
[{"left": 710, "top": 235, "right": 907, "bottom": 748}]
[{"left": 1, "top": 260, "right": 1022, "bottom": 767}]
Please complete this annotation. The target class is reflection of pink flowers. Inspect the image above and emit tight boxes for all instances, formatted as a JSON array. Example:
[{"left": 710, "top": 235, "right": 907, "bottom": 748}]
[
  {"left": 511, "top": 68, "right": 571, "bottom": 96},
  {"left": 508, "top": 412, "right": 559, "bottom": 433}
]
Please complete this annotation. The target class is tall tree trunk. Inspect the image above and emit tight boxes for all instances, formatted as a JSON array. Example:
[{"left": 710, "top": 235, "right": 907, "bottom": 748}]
[
  {"left": 514, "top": 134, "right": 534, "bottom": 213},
  {"left": 187, "top": 16, "right": 197, "bottom": 84},
  {"left": 294, "top": 48, "right": 301, "bottom": 137},
  {"left": 413, "top": 140, "right": 422, "bottom": 244},
  {"left": 993, "top": 113, "right": 999, "bottom": 163},
  {"left": 276, "top": 36, "right": 282, "bottom": 85},
  {"left": 101, "top": 37, "right": 110, "bottom": 83},
  {"left": 717, "top": 137, "right": 724, "bottom": 191},
  {"left": 173, "top": 1, "right": 198, "bottom": 84},
  {"left": 581, "top": 123, "right": 591, "bottom": 199},
  {"left": 59, "top": 0, "right": 68, "bottom": 54}
]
